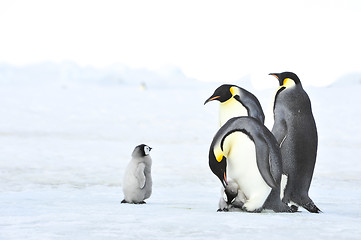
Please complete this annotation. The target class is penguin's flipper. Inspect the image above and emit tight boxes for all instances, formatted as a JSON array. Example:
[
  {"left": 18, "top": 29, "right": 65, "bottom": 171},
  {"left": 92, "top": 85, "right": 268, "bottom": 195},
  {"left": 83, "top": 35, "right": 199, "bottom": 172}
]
[
  {"left": 136, "top": 163, "right": 146, "bottom": 189},
  {"left": 254, "top": 136, "right": 278, "bottom": 189},
  {"left": 271, "top": 113, "right": 287, "bottom": 144}
]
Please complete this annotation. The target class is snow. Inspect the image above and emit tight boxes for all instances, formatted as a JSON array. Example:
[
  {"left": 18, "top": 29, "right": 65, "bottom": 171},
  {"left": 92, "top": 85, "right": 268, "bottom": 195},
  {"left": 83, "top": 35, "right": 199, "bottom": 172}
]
[{"left": 1, "top": 67, "right": 361, "bottom": 239}]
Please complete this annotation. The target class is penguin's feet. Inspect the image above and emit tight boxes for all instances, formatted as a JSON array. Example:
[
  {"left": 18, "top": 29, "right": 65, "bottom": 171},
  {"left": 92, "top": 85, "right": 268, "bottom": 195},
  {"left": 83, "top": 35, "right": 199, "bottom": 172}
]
[
  {"left": 217, "top": 208, "right": 229, "bottom": 212},
  {"left": 290, "top": 205, "right": 299, "bottom": 212},
  {"left": 121, "top": 199, "right": 146, "bottom": 204},
  {"left": 302, "top": 202, "right": 321, "bottom": 213}
]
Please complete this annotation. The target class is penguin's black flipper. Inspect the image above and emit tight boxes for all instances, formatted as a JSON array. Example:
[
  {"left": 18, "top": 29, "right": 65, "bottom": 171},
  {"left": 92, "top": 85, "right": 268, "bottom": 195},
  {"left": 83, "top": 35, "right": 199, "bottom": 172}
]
[
  {"left": 271, "top": 112, "right": 287, "bottom": 145},
  {"left": 254, "top": 136, "right": 278, "bottom": 189}
]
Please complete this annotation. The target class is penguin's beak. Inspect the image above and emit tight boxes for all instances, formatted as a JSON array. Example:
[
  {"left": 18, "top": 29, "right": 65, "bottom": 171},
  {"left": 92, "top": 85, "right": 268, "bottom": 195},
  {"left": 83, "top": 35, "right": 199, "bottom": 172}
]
[
  {"left": 222, "top": 172, "right": 228, "bottom": 188},
  {"left": 269, "top": 73, "right": 283, "bottom": 86},
  {"left": 269, "top": 73, "right": 279, "bottom": 79},
  {"left": 204, "top": 95, "right": 220, "bottom": 105}
]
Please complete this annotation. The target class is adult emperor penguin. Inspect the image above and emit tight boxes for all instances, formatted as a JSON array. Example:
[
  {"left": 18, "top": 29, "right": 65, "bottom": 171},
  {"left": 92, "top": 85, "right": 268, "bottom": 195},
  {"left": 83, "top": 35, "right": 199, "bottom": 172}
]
[
  {"left": 269, "top": 71, "right": 321, "bottom": 213},
  {"left": 204, "top": 84, "right": 265, "bottom": 126},
  {"left": 121, "top": 144, "right": 152, "bottom": 204},
  {"left": 209, "top": 116, "right": 296, "bottom": 212}
]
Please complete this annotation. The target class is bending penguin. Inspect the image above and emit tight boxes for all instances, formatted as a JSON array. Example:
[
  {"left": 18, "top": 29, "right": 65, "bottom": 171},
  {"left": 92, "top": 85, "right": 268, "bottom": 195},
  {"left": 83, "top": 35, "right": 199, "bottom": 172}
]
[
  {"left": 121, "top": 144, "right": 152, "bottom": 204},
  {"left": 209, "top": 116, "right": 297, "bottom": 212},
  {"left": 204, "top": 84, "right": 265, "bottom": 126},
  {"left": 269, "top": 72, "right": 321, "bottom": 213}
]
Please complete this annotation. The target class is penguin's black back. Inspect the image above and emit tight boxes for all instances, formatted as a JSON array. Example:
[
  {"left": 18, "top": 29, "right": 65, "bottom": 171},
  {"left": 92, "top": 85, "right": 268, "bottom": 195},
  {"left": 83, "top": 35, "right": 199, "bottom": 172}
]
[{"left": 273, "top": 84, "right": 318, "bottom": 202}]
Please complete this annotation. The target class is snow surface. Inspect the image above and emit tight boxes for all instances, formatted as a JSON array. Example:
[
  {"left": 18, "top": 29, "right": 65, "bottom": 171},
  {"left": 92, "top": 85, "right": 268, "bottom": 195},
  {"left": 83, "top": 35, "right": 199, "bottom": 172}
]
[{"left": 1, "top": 70, "right": 361, "bottom": 240}]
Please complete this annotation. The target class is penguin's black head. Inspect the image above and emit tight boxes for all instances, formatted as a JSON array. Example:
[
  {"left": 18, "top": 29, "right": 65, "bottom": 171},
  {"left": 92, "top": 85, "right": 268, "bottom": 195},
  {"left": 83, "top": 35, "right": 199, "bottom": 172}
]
[
  {"left": 269, "top": 72, "right": 301, "bottom": 86},
  {"left": 204, "top": 84, "right": 238, "bottom": 104},
  {"left": 133, "top": 144, "right": 152, "bottom": 157},
  {"left": 209, "top": 148, "right": 228, "bottom": 188}
]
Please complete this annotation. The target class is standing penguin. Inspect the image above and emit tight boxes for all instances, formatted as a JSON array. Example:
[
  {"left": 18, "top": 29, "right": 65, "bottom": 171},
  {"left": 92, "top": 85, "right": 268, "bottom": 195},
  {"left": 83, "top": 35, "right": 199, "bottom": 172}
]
[
  {"left": 269, "top": 72, "right": 321, "bottom": 213},
  {"left": 121, "top": 144, "right": 152, "bottom": 204},
  {"left": 209, "top": 116, "right": 296, "bottom": 212},
  {"left": 204, "top": 84, "right": 265, "bottom": 126}
]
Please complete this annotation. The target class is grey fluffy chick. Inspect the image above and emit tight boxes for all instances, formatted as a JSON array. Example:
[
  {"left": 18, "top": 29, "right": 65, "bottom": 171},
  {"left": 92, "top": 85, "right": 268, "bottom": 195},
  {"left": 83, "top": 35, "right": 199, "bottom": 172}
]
[
  {"left": 218, "top": 180, "right": 246, "bottom": 212},
  {"left": 121, "top": 144, "right": 152, "bottom": 204}
]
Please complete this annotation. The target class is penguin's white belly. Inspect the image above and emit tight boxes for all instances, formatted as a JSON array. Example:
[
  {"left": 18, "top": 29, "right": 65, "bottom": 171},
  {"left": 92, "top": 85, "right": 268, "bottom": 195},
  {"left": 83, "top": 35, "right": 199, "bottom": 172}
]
[
  {"left": 223, "top": 132, "right": 271, "bottom": 211},
  {"left": 219, "top": 98, "right": 248, "bottom": 126}
]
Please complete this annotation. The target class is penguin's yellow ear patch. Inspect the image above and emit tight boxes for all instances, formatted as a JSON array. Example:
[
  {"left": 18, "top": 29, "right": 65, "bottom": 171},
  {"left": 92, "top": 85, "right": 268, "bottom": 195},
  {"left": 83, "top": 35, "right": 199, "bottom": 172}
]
[
  {"left": 217, "top": 154, "right": 224, "bottom": 162},
  {"left": 283, "top": 78, "right": 288, "bottom": 86},
  {"left": 214, "top": 145, "right": 224, "bottom": 162},
  {"left": 283, "top": 78, "right": 296, "bottom": 88},
  {"left": 230, "top": 86, "right": 239, "bottom": 96}
]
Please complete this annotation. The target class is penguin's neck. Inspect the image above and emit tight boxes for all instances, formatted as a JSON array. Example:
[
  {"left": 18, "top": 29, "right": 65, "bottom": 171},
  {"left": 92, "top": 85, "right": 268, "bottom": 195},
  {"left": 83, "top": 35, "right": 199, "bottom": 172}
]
[
  {"left": 219, "top": 97, "right": 248, "bottom": 127},
  {"left": 272, "top": 82, "right": 297, "bottom": 110}
]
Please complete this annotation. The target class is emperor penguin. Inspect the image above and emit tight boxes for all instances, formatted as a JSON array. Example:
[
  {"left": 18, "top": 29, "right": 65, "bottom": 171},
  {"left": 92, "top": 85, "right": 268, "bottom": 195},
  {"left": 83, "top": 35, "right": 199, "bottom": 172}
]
[
  {"left": 209, "top": 116, "right": 296, "bottom": 212},
  {"left": 204, "top": 84, "right": 265, "bottom": 126},
  {"left": 269, "top": 72, "right": 321, "bottom": 213},
  {"left": 121, "top": 144, "right": 152, "bottom": 204}
]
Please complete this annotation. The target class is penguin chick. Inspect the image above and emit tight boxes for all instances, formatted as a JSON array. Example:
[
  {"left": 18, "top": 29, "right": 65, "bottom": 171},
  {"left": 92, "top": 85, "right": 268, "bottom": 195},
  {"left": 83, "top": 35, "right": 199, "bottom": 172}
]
[
  {"left": 269, "top": 72, "right": 321, "bottom": 213},
  {"left": 204, "top": 84, "right": 265, "bottom": 126},
  {"left": 218, "top": 180, "right": 246, "bottom": 212},
  {"left": 121, "top": 144, "right": 152, "bottom": 204}
]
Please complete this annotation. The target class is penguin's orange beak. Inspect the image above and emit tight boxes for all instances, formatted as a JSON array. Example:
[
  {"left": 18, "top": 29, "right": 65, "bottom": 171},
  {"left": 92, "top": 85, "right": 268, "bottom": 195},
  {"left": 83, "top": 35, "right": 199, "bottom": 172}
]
[
  {"left": 204, "top": 95, "right": 220, "bottom": 105},
  {"left": 223, "top": 172, "right": 228, "bottom": 186},
  {"left": 269, "top": 73, "right": 279, "bottom": 79},
  {"left": 269, "top": 73, "right": 284, "bottom": 86}
]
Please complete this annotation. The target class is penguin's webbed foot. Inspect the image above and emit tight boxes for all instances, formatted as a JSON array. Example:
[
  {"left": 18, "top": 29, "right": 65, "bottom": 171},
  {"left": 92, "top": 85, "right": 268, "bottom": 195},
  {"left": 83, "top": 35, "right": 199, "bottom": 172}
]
[
  {"left": 290, "top": 205, "right": 299, "bottom": 212},
  {"left": 121, "top": 199, "right": 128, "bottom": 204},
  {"left": 136, "top": 201, "right": 146, "bottom": 204},
  {"left": 302, "top": 202, "right": 321, "bottom": 213},
  {"left": 217, "top": 208, "right": 229, "bottom": 212}
]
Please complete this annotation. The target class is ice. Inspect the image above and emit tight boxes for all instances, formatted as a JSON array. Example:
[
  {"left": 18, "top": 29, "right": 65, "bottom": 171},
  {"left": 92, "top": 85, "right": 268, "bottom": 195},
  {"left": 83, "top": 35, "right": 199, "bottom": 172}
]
[{"left": 0, "top": 67, "right": 361, "bottom": 239}]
